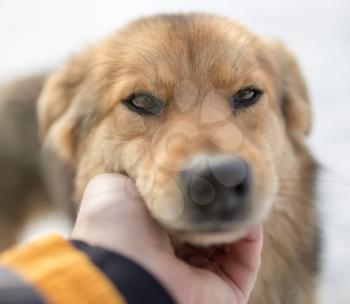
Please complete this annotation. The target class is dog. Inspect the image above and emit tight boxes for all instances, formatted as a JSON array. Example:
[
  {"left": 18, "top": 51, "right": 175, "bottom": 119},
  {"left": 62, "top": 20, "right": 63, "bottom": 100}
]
[{"left": 1, "top": 14, "right": 320, "bottom": 303}]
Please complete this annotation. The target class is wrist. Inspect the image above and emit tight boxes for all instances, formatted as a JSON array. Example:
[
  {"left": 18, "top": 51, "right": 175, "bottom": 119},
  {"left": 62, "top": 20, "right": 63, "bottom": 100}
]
[{"left": 71, "top": 239, "right": 176, "bottom": 304}]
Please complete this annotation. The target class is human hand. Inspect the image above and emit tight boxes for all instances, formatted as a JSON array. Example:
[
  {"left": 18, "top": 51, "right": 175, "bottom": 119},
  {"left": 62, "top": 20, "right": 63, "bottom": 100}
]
[{"left": 71, "top": 174, "right": 263, "bottom": 304}]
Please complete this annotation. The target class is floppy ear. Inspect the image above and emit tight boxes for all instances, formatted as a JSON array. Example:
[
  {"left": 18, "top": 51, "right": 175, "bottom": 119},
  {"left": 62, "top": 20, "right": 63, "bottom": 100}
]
[
  {"left": 38, "top": 51, "right": 98, "bottom": 163},
  {"left": 264, "top": 41, "right": 312, "bottom": 136}
]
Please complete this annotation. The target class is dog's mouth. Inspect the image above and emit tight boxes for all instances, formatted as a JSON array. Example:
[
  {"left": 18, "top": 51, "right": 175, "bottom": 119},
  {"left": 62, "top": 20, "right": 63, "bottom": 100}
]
[
  {"left": 171, "top": 223, "right": 257, "bottom": 262},
  {"left": 173, "top": 240, "right": 234, "bottom": 261},
  {"left": 166, "top": 219, "right": 248, "bottom": 235},
  {"left": 151, "top": 190, "right": 256, "bottom": 246},
  {"left": 163, "top": 217, "right": 255, "bottom": 246}
]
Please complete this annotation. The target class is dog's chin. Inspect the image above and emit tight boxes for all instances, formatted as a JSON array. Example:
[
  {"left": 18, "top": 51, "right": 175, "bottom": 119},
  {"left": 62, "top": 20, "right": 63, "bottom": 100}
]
[{"left": 168, "top": 222, "right": 255, "bottom": 246}]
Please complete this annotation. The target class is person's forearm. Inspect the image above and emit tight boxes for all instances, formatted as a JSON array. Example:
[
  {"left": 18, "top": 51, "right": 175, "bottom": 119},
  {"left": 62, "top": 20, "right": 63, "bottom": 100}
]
[{"left": 0, "top": 234, "right": 174, "bottom": 304}]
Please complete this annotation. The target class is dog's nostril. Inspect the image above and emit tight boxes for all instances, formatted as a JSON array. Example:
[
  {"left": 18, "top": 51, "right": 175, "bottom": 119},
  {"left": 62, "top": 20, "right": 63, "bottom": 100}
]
[
  {"left": 190, "top": 176, "right": 216, "bottom": 206},
  {"left": 232, "top": 178, "right": 249, "bottom": 196}
]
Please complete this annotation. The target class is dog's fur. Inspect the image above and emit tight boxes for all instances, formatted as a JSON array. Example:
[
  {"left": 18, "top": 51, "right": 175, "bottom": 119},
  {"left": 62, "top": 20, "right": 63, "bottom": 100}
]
[
  {"left": 0, "top": 75, "right": 50, "bottom": 250},
  {"left": 0, "top": 75, "right": 74, "bottom": 250},
  {"left": 1, "top": 14, "right": 320, "bottom": 303}
]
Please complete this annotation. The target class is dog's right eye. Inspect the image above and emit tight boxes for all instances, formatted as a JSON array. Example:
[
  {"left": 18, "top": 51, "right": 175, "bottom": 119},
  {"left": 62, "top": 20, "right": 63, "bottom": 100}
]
[{"left": 122, "top": 93, "right": 165, "bottom": 116}]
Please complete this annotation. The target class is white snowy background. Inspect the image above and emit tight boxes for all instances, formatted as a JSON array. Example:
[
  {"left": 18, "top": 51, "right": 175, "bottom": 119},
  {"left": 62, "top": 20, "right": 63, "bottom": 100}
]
[{"left": 0, "top": 1, "right": 349, "bottom": 303}]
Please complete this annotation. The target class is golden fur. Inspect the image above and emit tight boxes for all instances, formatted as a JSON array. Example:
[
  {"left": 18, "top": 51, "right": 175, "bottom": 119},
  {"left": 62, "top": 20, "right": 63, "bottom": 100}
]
[
  {"left": 1, "top": 14, "right": 320, "bottom": 303},
  {"left": 0, "top": 76, "right": 74, "bottom": 250}
]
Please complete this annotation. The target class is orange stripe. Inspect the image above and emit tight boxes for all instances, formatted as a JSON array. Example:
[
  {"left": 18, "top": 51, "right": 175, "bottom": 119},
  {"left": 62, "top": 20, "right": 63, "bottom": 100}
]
[{"left": 0, "top": 235, "right": 125, "bottom": 304}]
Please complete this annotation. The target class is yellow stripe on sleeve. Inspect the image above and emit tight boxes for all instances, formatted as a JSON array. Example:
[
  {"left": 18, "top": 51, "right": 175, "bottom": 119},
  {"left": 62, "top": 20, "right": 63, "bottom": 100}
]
[{"left": 0, "top": 234, "right": 126, "bottom": 304}]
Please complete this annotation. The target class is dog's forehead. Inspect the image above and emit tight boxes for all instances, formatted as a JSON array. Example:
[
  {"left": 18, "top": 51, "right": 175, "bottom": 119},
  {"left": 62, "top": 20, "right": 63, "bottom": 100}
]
[{"left": 106, "top": 15, "right": 262, "bottom": 91}]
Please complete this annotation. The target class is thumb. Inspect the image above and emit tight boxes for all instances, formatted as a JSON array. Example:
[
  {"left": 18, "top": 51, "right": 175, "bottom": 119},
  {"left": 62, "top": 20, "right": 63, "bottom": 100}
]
[
  {"left": 72, "top": 173, "right": 145, "bottom": 241},
  {"left": 71, "top": 173, "right": 170, "bottom": 259},
  {"left": 77, "top": 173, "right": 148, "bottom": 226},
  {"left": 80, "top": 173, "right": 141, "bottom": 211}
]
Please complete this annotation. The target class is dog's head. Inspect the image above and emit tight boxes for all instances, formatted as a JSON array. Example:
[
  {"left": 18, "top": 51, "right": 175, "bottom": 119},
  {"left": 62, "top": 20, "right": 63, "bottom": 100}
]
[{"left": 38, "top": 14, "right": 311, "bottom": 245}]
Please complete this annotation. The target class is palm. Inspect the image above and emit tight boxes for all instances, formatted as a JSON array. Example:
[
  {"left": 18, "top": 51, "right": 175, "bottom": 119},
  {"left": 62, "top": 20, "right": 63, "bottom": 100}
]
[{"left": 168, "top": 239, "right": 261, "bottom": 304}]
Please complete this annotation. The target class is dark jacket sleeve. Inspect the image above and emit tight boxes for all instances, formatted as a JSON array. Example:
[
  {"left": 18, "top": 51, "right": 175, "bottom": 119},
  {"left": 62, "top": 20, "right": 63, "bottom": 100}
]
[
  {"left": 72, "top": 240, "right": 176, "bottom": 304},
  {"left": 0, "top": 235, "right": 175, "bottom": 304}
]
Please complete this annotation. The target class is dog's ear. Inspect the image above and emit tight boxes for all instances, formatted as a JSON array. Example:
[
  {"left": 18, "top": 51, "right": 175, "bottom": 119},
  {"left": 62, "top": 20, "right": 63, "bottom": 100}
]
[
  {"left": 263, "top": 41, "right": 312, "bottom": 136},
  {"left": 38, "top": 51, "right": 98, "bottom": 163}
]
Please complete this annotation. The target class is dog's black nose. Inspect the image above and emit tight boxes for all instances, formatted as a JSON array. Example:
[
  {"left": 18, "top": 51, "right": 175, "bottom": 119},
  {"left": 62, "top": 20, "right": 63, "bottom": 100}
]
[{"left": 180, "top": 155, "right": 251, "bottom": 221}]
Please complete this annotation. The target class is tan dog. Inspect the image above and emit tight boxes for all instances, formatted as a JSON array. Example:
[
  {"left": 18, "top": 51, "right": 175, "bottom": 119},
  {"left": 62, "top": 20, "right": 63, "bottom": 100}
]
[{"left": 2, "top": 14, "right": 320, "bottom": 303}]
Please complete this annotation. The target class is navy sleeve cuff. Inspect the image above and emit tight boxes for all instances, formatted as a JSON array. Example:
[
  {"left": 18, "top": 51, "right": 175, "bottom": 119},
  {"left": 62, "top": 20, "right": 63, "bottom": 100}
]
[{"left": 71, "top": 240, "right": 176, "bottom": 304}]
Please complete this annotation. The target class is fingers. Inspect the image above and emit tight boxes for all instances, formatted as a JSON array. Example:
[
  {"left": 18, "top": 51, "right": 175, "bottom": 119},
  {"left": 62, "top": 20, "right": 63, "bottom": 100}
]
[
  {"left": 230, "top": 225, "right": 263, "bottom": 270},
  {"left": 213, "top": 225, "right": 263, "bottom": 301}
]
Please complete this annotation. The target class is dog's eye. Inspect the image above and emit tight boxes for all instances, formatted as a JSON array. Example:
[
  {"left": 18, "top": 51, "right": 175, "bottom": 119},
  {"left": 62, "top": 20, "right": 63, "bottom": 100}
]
[
  {"left": 123, "top": 93, "right": 165, "bottom": 116},
  {"left": 231, "top": 87, "right": 263, "bottom": 109}
]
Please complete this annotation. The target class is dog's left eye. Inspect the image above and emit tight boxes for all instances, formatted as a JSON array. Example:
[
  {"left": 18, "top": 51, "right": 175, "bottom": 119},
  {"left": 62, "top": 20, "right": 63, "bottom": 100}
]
[
  {"left": 231, "top": 87, "right": 263, "bottom": 109},
  {"left": 123, "top": 93, "right": 165, "bottom": 116}
]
